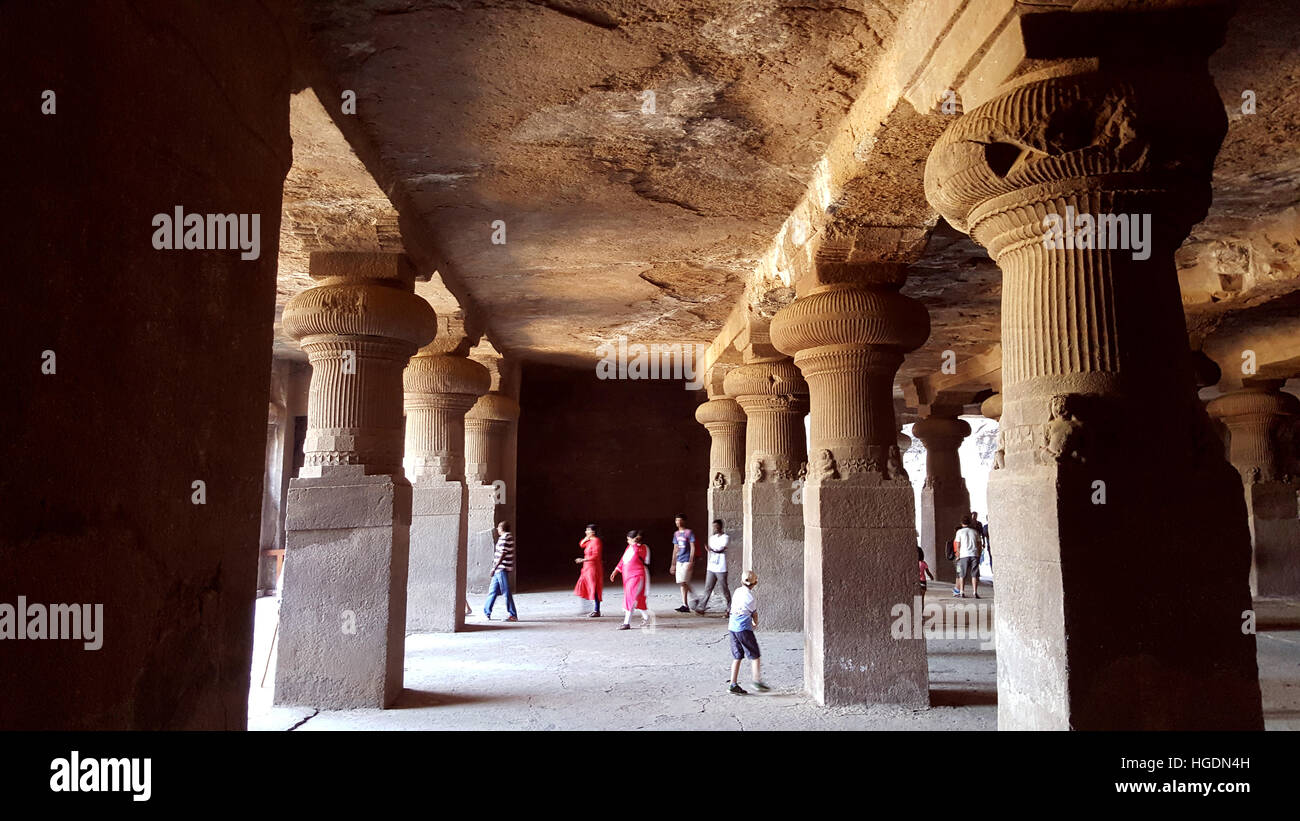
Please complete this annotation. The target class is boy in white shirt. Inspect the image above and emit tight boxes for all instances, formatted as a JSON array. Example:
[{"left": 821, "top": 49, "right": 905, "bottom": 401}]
[
  {"left": 694, "top": 519, "right": 731, "bottom": 614},
  {"left": 727, "top": 570, "right": 767, "bottom": 694}
]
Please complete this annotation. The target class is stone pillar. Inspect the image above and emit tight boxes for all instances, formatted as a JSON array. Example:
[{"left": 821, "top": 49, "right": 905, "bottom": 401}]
[
  {"left": 724, "top": 361, "right": 808, "bottom": 631},
  {"left": 1208, "top": 383, "right": 1300, "bottom": 598},
  {"left": 695, "top": 396, "right": 747, "bottom": 548},
  {"left": 274, "top": 252, "right": 436, "bottom": 709},
  {"left": 772, "top": 279, "right": 930, "bottom": 707},
  {"left": 913, "top": 408, "right": 971, "bottom": 584},
  {"left": 465, "top": 392, "right": 521, "bottom": 594},
  {"left": 403, "top": 351, "right": 490, "bottom": 631},
  {"left": 925, "top": 58, "right": 1262, "bottom": 728}
]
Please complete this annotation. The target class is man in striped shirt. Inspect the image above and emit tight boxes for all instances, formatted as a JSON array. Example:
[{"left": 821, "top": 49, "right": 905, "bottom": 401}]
[{"left": 483, "top": 521, "right": 519, "bottom": 621}]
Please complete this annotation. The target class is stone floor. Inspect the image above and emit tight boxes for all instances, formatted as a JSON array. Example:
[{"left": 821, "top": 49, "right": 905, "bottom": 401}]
[{"left": 248, "top": 581, "right": 1300, "bottom": 731}]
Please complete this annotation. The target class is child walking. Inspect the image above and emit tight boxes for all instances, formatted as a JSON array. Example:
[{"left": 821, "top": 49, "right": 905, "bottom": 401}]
[{"left": 727, "top": 570, "right": 767, "bottom": 694}]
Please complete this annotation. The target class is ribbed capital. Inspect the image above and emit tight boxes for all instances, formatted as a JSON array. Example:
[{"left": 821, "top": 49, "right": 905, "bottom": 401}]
[
  {"left": 980, "top": 393, "right": 1002, "bottom": 421},
  {"left": 467, "top": 392, "right": 521, "bottom": 423},
  {"left": 912, "top": 415, "right": 971, "bottom": 451},
  {"left": 287, "top": 272, "right": 437, "bottom": 477},
  {"left": 769, "top": 282, "right": 928, "bottom": 358},
  {"left": 1207, "top": 386, "right": 1300, "bottom": 483},
  {"left": 405, "top": 352, "right": 491, "bottom": 398},
  {"left": 403, "top": 354, "right": 490, "bottom": 483},
  {"left": 284, "top": 281, "right": 438, "bottom": 349},
  {"left": 913, "top": 412, "right": 970, "bottom": 489},
  {"left": 924, "top": 70, "right": 1225, "bottom": 248},
  {"left": 723, "top": 360, "right": 808, "bottom": 401},
  {"left": 695, "top": 396, "right": 746, "bottom": 426},
  {"left": 465, "top": 391, "right": 519, "bottom": 484},
  {"left": 723, "top": 360, "right": 807, "bottom": 481},
  {"left": 696, "top": 397, "right": 747, "bottom": 488}
]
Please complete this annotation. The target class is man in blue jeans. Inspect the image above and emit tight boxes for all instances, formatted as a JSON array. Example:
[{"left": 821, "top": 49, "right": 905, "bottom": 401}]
[{"left": 483, "top": 521, "right": 518, "bottom": 621}]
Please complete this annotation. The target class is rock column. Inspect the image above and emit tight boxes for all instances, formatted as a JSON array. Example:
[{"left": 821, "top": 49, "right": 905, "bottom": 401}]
[
  {"left": 772, "top": 279, "right": 930, "bottom": 707},
  {"left": 925, "top": 60, "right": 1262, "bottom": 728},
  {"left": 465, "top": 392, "right": 521, "bottom": 594},
  {"left": 1208, "top": 383, "right": 1300, "bottom": 597},
  {"left": 275, "top": 252, "right": 436, "bottom": 709},
  {"left": 403, "top": 351, "right": 490, "bottom": 631},
  {"left": 695, "top": 395, "right": 747, "bottom": 549},
  {"left": 724, "top": 361, "right": 808, "bottom": 630},
  {"left": 913, "top": 408, "right": 971, "bottom": 584}
]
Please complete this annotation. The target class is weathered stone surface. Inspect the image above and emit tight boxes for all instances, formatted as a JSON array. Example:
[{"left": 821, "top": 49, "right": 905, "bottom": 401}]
[
  {"left": 1, "top": 0, "right": 292, "bottom": 730},
  {"left": 275, "top": 475, "right": 410, "bottom": 709}
]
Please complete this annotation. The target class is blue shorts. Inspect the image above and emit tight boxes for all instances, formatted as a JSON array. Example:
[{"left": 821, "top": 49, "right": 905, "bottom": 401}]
[{"left": 729, "top": 629, "right": 760, "bottom": 660}]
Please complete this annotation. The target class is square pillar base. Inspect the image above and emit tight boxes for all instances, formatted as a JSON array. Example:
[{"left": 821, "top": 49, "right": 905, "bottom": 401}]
[
  {"left": 988, "top": 457, "right": 1262, "bottom": 730},
  {"left": 707, "top": 486, "right": 744, "bottom": 546},
  {"left": 804, "top": 476, "right": 929, "bottom": 707},
  {"left": 274, "top": 472, "right": 410, "bottom": 709},
  {"left": 743, "top": 480, "right": 804, "bottom": 631},
  {"left": 1248, "top": 479, "right": 1300, "bottom": 598},
  {"left": 407, "top": 480, "right": 468, "bottom": 632}
]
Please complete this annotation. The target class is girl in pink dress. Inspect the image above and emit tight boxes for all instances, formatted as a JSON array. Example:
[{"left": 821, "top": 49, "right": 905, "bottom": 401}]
[{"left": 610, "top": 530, "right": 651, "bottom": 630}]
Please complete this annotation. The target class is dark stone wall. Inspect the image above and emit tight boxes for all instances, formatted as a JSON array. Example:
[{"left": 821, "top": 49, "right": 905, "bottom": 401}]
[
  {"left": 516, "top": 363, "right": 710, "bottom": 589},
  {"left": 0, "top": 1, "right": 293, "bottom": 729}
]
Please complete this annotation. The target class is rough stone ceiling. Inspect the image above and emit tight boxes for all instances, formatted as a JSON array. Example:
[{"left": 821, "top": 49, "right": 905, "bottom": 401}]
[
  {"left": 280, "top": 0, "right": 1300, "bottom": 389},
  {"left": 277, "top": 87, "right": 466, "bottom": 361},
  {"left": 293, "top": 0, "right": 906, "bottom": 365}
]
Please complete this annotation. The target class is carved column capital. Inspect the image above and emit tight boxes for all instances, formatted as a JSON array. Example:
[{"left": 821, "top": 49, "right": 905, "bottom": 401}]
[
  {"left": 1206, "top": 384, "right": 1300, "bottom": 484},
  {"left": 696, "top": 397, "right": 747, "bottom": 489},
  {"left": 723, "top": 360, "right": 808, "bottom": 482},
  {"left": 924, "top": 69, "right": 1226, "bottom": 258},
  {"left": 770, "top": 282, "right": 928, "bottom": 482},
  {"left": 403, "top": 352, "right": 490, "bottom": 483},
  {"left": 465, "top": 391, "right": 521, "bottom": 485},
  {"left": 284, "top": 255, "right": 437, "bottom": 476}
]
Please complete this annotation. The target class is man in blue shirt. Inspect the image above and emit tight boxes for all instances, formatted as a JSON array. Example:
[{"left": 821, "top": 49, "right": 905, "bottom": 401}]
[{"left": 669, "top": 514, "right": 697, "bottom": 613}]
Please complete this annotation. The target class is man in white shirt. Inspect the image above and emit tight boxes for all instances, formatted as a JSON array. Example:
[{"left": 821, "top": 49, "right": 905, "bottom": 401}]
[
  {"left": 953, "top": 513, "right": 985, "bottom": 599},
  {"left": 726, "top": 570, "right": 767, "bottom": 694},
  {"left": 694, "top": 519, "right": 731, "bottom": 615}
]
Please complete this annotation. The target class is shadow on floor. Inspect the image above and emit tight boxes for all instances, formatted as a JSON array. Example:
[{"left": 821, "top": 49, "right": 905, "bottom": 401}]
[
  {"left": 929, "top": 687, "right": 998, "bottom": 707},
  {"left": 394, "top": 690, "right": 506, "bottom": 709}
]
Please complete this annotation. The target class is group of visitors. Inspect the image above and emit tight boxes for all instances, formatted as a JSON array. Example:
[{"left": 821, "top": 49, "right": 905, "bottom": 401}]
[
  {"left": 480, "top": 514, "right": 766, "bottom": 694},
  {"left": 916, "top": 510, "right": 992, "bottom": 604}
]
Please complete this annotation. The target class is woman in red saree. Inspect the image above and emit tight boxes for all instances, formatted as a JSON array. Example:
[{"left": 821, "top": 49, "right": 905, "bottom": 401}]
[
  {"left": 573, "top": 524, "right": 603, "bottom": 617},
  {"left": 610, "top": 530, "right": 651, "bottom": 630}
]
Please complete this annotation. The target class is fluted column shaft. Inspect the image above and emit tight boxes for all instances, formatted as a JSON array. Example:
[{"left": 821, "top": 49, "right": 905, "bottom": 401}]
[{"left": 925, "top": 56, "right": 1261, "bottom": 729}]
